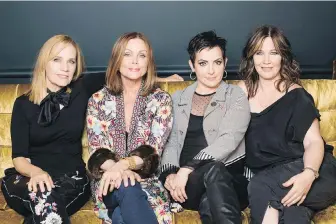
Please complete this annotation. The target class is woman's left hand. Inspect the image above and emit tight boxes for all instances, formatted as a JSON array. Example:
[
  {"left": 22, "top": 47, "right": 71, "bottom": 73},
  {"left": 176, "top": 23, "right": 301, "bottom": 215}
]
[
  {"left": 117, "top": 170, "right": 142, "bottom": 188},
  {"left": 170, "top": 173, "right": 188, "bottom": 203},
  {"left": 170, "top": 168, "right": 192, "bottom": 203},
  {"left": 281, "top": 170, "right": 316, "bottom": 207},
  {"left": 99, "top": 169, "right": 123, "bottom": 197}
]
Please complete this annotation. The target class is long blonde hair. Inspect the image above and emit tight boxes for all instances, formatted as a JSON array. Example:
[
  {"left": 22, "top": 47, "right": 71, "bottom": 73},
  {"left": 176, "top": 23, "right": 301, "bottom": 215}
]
[
  {"left": 105, "top": 32, "right": 157, "bottom": 96},
  {"left": 29, "top": 34, "right": 85, "bottom": 104}
]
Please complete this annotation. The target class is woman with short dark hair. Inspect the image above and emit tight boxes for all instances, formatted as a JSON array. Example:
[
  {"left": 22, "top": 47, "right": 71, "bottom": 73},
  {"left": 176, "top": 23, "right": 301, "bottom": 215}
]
[{"left": 160, "top": 31, "right": 250, "bottom": 224}]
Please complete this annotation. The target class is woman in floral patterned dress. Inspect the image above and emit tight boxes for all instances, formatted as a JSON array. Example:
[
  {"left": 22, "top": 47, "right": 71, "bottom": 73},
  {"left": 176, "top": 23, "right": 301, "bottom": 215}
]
[{"left": 86, "top": 32, "right": 173, "bottom": 224}]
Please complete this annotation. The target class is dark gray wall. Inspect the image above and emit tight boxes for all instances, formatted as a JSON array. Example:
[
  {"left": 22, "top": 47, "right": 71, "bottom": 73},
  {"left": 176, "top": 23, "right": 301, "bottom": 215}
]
[{"left": 0, "top": 1, "right": 335, "bottom": 82}]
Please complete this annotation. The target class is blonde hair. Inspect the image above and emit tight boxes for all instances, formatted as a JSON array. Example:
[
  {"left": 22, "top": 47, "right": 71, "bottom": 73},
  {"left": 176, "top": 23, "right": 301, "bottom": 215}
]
[
  {"left": 105, "top": 32, "right": 157, "bottom": 96},
  {"left": 29, "top": 34, "right": 85, "bottom": 104}
]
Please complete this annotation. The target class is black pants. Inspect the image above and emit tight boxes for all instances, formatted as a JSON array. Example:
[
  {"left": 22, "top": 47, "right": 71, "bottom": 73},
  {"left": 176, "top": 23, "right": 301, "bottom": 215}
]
[
  {"left": 248, "top": 152, "right": 336, "bottom": 224},
  {"left": 180, "top": 161, "right": 249, "bottom": 224},
  {"left": 1, "top": 168, "right": 91, "bottom": 224}
]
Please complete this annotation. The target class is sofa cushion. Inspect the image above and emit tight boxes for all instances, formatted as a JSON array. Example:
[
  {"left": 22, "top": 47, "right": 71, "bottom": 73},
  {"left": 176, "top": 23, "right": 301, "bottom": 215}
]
[
  {"left": 174, "top": 209, "right": 251, "bottom": 224},
  {"left": 0, "top": 187, "right": 101, "bottom": 224},
  {"left": 0, "top": 147, "right": 13, "bottom": 178},
  {"left": 1, "top": 80, "right": 336, "bottom": 224},
  {"left": 314, "top": 205, "right": 336, "bottom": 224}
]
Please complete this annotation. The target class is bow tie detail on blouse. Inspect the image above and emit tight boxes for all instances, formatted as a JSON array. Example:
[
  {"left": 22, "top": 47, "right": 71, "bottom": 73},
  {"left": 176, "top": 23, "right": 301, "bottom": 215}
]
[{"left": 37, "top": 87, "right": 70, "bottom": 126}]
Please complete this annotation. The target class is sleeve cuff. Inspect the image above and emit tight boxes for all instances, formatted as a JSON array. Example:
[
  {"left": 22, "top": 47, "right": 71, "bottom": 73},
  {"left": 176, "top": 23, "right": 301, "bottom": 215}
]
[
  {"left": 87, "top": 148, "right": 117, "bottom": 178},
  {"left": 193, "top": 151, "right": 215, "bottom": 160},
  {"left": 159, "top": 164, "right": 179, "bottom": 184},
  {"left": 243, "top": 166, "right": 254, "bottom": 181}
]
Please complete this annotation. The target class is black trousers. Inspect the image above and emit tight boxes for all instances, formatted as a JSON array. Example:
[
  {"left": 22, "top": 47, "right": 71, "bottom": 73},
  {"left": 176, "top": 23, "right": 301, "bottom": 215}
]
[
  {"left": 248, "top": 152, "right": 336, "bottom": 224},
  {"left": 180, "top": 161, "right": 249, "bottom": 224},
  {"left": 1, "top": 168, "right": 91, "bottom": 224}
]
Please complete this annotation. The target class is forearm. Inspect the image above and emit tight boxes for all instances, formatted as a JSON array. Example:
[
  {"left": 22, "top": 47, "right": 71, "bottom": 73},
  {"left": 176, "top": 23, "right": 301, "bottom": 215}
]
[
  {"left": 156, "top": 77, "right": 168, "bottom": 82},
  {"left": 13, "top": 157, "right": 43, "bottom": 178},
  {"left": 178, "top": 167, "right": 193, "bottom": 176},
  {"left": 102, "top": 156, "right": 144, "bottom": 172},
  {"left": 303, "top": 140, "right": 324, "bottom": 171}
]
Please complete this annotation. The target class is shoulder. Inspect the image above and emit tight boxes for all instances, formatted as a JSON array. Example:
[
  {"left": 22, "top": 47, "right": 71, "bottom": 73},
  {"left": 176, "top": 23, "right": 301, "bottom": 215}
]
[
  {"left": 288, "top": 83, "right": 302, "bottom": 92},
  {"left": 225, "top": 84, "right": 250, "bottom": 112},
  {"left": 235, "top": 81, "right": 248, "bottom": 96},
  {"left": 150, "top": 88, "right": 172, "bottom": 103},
  {"left": 287, "top": 84, "right": 311, "bottom": 100},
  {"left": 13, "top": 94, "right": 32, "bottom": 108},
  {"left": 171, "top": 90, "right": 183, "bottom": 102},
  {"left": 12, "top": 94, "right": 34, "bottom": 118},
  {"left": 227, "top": 83, "right": 248, "bottom": 99},
  {"left": 292, "top": 87, "right": 315, "bottom": 105},
  {"left": 88, "top": 87, "right": 111, "bottom": 103}
]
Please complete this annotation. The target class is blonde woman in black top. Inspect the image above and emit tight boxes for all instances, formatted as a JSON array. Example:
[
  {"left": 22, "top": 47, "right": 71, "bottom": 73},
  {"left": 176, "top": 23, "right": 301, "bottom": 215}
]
[
  {"left": 0, "top": 35, "right": 105, "bottom": 224},
  {"left": 238, "top": 25, "right": 336, "bottom": 224}
]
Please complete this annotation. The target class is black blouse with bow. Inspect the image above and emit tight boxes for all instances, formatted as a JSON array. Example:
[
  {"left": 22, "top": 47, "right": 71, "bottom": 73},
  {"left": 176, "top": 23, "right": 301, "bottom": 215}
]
[{"left": 11, "top": 73, "right": 105, "bottom": 177}]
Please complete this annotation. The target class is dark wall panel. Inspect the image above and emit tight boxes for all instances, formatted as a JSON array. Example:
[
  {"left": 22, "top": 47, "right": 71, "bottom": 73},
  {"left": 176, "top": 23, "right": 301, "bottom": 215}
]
[{"left": 0, "top": 1, "right": 335, "bottom": 81}]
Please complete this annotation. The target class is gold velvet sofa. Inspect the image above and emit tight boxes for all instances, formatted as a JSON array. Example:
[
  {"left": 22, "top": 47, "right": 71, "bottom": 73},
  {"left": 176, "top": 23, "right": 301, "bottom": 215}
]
[{"left": 1, "top": 80, "right": 336, "bottom": 224}]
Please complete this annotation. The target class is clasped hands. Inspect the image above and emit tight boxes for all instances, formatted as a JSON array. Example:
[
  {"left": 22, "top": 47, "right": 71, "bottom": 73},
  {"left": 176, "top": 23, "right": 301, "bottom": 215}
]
[
  {"left": 164, "top": 168, "right": 192, "bottom": 203},
  {"left": 163, "top": 168, "right": 315, "bottom": 207},
  {"left": 98, "top": 161, "right": 142, "bottom": 197}
]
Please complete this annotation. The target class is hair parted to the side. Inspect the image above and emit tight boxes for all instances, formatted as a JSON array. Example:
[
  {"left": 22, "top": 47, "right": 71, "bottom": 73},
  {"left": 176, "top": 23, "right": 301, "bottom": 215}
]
[
  {"left": 105, "top": 32, "right": 157, "bottom": 96},
  {"left": 29, "top": 34, "right": 84, "bottom": 104},
  {"left": 187, "top": 30, "right": 227, "bottom": 64},
  {"left": 239, "top": 25, "right": 301, "bottom": 98}
]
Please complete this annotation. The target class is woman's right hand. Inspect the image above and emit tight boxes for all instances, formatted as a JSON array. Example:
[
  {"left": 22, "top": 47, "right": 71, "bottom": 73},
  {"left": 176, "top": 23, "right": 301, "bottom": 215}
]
[{"left": 28, "top": 169, "right": 54, "bottom": 193}]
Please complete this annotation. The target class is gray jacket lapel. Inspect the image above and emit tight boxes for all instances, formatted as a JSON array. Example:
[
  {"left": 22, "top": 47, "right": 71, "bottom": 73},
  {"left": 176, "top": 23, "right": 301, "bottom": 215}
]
[
  {"left": 176, "top": 82, "right": 198, "bottom": 140},
  {"left": 204, "top": 81, "right": 229, "bottom": 119}
]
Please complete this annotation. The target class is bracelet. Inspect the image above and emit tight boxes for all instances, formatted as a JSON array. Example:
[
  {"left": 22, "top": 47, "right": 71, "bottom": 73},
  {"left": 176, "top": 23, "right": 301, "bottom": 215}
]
[
  {"left": 303, "top": 167, "right": 319, "bottom": 179},
  {"left": 123, "top": 157, "right": 136, "bottom": 170}
]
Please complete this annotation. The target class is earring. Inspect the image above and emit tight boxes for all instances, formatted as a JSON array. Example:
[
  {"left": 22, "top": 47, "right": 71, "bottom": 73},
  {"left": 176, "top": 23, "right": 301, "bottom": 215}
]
[
  {"left": 223, "top": 70, "right": 228, "bottom": 79},
  {"left": 190, "top": 71, "right": 197, "bottom": 80}
]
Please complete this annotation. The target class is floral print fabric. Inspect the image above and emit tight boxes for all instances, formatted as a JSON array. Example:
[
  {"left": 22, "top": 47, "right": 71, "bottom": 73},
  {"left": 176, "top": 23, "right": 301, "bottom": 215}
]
[
  {"left": 86, "top": 86, "right": 173, "bottom": 223},
  {"left": 29, "top": 191, "right": 62, "bottom": 224},
  {"left": 1, "top": 168, "right": 90, "bottom": 224}
]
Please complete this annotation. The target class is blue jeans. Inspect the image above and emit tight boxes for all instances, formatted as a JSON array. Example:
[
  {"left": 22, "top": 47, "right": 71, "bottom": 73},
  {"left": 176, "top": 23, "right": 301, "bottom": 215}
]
[{"left": 103, "top": 180, "right": 158, "bottom": 224}]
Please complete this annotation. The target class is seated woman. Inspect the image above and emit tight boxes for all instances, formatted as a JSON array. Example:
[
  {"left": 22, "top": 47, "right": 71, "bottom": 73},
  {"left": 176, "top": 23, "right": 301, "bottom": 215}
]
[
  {"left": 160, "top": 31, "right": 250, "bottom": 224},
  {"left": 86, "top": 32, "right": 173, "bottom": 224},
  {"left": 0, "top": 35, "right": 107, "bottom": 224},
  {"left": 238, "top": 25, "right": 336, "bottom": 224}
]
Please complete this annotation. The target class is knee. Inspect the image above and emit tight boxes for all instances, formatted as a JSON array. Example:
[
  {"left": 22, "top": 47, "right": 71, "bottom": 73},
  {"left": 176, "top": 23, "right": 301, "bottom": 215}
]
[
  {"left": 204, "top": 161, "right": 231, "bottom": 184},
  {"left": 116, "top": 180, "right": 144, "bottom": 197},
  {"left": 29, "top": 188, "right": 54, "bottom": 200}
]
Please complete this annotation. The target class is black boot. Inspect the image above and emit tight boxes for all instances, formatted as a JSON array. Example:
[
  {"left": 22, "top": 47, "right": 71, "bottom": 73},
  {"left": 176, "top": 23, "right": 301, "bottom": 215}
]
[
  {"left": 204, "top": 162, "right": 241, "bottom": 224},
  {"left": 199, "top": 193, "right": 213, "bottom": 224}
]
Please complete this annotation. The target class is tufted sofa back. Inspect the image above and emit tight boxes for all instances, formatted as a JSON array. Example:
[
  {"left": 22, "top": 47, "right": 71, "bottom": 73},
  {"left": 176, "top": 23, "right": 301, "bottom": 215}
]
[{"left": 1, "top": 80, "right": 336, "bottom": 177}]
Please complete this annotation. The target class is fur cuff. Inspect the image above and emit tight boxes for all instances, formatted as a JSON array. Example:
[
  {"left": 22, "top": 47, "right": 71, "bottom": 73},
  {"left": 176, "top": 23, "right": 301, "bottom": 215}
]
[{"left": 87, "top": 148, "right": 118, "bottom": 179}]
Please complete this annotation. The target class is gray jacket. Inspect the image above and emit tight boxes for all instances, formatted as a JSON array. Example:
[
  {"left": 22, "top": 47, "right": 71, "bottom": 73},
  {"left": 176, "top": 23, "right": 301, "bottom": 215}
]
[{"left": 161, "top": 81, "right": 251, "bottom": 173}]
